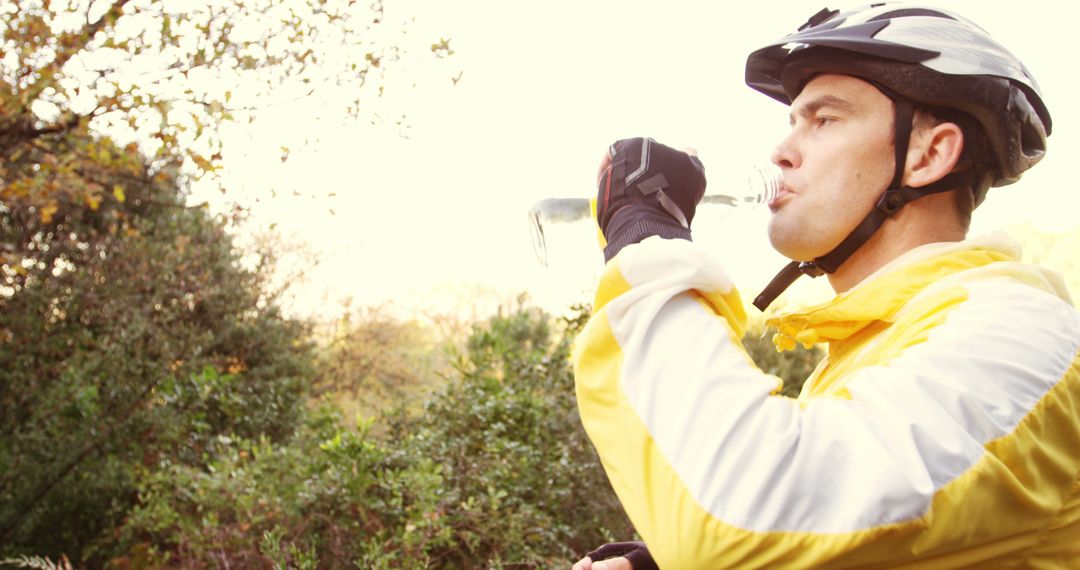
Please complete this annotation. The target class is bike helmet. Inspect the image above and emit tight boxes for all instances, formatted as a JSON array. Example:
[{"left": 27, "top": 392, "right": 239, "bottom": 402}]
[{"left": 745, "top": 4, "right": 1052, "bottom": 311}]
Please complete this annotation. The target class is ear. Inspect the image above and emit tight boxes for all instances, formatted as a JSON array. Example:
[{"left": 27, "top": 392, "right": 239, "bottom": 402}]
[{"left": 904, "top": 121, "right": 964, "bottom": 188}]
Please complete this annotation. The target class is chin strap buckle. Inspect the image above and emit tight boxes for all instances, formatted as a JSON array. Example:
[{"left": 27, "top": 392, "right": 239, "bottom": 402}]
[
  {"left": 798, "top": 261, "right": 825, "bottom": 277},
  {"left": 752, "top": 260, "right": 825, "bottom": 311}
]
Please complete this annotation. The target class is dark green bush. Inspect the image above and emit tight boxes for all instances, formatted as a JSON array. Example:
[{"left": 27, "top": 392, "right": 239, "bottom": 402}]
[
  {"left": 0, "top": 140, "right": 314, "bottom": 563},
  {"left": 115, "top": 303, "right": 631, "bottom": 568}
]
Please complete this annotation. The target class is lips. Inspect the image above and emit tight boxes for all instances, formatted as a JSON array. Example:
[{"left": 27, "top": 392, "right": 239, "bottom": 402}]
[{"left": 768, "top": 183, "right": 795, "bottom": 212}]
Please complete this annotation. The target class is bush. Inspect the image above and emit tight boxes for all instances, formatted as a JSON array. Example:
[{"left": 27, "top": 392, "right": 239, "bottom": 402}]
[
  {"left": 0, "top": 137, "right": 314, "bottom": 563},
  {"left": 116, "top": 302, "right": 631, "bottom": 568},
  {"left": 741, "top": 328, "right": 824, "bottom": 397},
  {"left": 392, "top": 302, "right": 631, "bottom": 567}
]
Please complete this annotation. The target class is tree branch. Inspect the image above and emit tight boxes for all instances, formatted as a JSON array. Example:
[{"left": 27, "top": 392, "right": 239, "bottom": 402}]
[
  {"left": 20, "top": 0, "right": 132, "bottom": 106},
  {"left": 0, "top": 112, "right": 85, "bottom": 157}
]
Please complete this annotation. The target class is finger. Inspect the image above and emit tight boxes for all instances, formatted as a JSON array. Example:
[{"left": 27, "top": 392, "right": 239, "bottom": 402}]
[
  {"left": 572, "top": 556, "right": 592, "bottom": 570},
  {"left": 681, "top": 146, "right": 699, "bottom": 157},
  {"left": 593, "top": 557, "right": 633, "bottom": 570}
]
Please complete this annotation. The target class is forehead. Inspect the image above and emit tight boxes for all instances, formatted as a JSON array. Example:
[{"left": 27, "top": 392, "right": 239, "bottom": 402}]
[{"left": 790, "top": 74, "right": 892, "bottom": 113}]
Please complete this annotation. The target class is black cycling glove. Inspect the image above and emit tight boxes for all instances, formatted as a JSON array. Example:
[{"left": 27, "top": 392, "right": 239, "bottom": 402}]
[
  {"left": 585, "top": 541, "right": 658, "bottom": 570},
  {"left": 596, "top": 137, "right": 707, "bottom": 262}
]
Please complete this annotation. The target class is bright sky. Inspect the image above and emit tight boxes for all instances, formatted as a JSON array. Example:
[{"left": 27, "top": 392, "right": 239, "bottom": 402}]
[{"left": 193, "top": 0, "right": 1080, "bottom": 320}]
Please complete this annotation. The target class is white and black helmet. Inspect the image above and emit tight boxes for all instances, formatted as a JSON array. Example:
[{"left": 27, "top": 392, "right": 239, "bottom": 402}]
[
  {"left": 746, "top": 3, "right": 1052, "bottom": 195},
  {"left": 745, "top": 4, "right": 1054, "bottom": 311}
]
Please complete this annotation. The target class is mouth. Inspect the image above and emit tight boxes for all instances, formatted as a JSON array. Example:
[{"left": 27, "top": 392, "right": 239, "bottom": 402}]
[{"left": 768, "top": 183, "right": 795, "bottom": 212}]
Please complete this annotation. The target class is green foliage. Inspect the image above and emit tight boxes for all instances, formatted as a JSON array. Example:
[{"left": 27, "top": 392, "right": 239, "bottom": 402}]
[
  {"left": 115, "top": 303, "right": 630, "bottom": 568},
  {"left": 118, "top": 420, "right": 342, "bottom": 568},
  {"left": 0, "top": 133, "right": 314, "bottom": 563},
  {"left": 314, "top": 306, "right": 446, "bottom": 423},
  {"left": 742, "top": 328, "right": 824, "bottom": 397},
  {"left": 0, "top": 1, "right": 461, "bottom": 566},
  {"left": 393, "top": 302, "right": 629, "bottom": 567}
]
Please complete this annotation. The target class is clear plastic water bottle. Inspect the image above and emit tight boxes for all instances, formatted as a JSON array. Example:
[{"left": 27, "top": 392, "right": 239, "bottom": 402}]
[{"left": 528, "top": 164, "right": 782, "bottom": 267}]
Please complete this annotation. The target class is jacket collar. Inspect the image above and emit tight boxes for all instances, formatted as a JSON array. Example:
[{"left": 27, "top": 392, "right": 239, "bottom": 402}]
[{"left": 766, "top": 233, "right": 1020, "bottom": 351}]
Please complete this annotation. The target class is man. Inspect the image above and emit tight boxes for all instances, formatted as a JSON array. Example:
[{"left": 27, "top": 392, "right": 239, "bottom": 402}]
[{"left": 572, "top": 4, "right": 1079, "bottom": 569}]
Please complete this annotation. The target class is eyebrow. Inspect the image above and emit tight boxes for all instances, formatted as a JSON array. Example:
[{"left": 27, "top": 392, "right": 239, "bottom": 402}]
[{"left": 789, "top": 94, "right": 857, "bottom": 124}]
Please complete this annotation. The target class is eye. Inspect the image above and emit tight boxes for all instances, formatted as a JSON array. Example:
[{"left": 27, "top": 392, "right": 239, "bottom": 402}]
[{"left": 815, "top": 116, "right": 835, "bottom": 127}]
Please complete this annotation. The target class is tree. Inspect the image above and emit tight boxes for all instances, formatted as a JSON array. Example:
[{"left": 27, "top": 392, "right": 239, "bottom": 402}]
[
  {"left": 0, "top": 1, "right": 454, "bottom": 560},
  {"left": 0, "top": 128, "right": 315, "bottom": 562},
  {"left": 0, "top": 0, "right": 454, "bottom": 220},
  {"left": 313, "top": 305, "right": 448, "bottom": 423}
]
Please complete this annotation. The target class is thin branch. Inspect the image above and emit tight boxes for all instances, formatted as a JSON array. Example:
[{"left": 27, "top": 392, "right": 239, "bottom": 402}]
[{"left": 20, "top": 0, "right": 132, "bottom": 106}]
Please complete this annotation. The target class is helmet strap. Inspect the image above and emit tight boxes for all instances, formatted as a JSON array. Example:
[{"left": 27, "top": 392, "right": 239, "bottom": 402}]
[{"left": 753, "top": 95, "right": 976, "bottom": 311}]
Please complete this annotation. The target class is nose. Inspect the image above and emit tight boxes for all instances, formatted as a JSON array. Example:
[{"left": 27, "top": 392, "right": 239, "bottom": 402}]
[{"left": 770, "top": 130, "right": 801, "bottom": 171}]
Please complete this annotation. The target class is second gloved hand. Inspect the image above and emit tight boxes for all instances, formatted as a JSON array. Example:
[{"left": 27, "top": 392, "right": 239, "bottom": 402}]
[
  {"left": 573, "top": 541, "right": 658, "bottom": 570},
  {"left": 596, "top": 137, "right": 707, "bottom": 262}
]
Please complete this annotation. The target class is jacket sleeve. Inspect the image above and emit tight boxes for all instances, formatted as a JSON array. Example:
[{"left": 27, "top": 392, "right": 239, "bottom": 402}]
[{"left": 571, "top": 237, "right": 1080, "bottom": 569}]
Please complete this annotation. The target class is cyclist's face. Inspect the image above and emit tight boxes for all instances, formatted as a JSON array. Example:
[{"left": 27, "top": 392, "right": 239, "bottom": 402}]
[{"left": 768, "top": 74, "right": 895, "bottom": 262}]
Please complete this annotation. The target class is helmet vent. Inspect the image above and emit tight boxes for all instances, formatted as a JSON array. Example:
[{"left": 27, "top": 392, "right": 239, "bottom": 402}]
[
  {"left": 799, "top": 7, "right": 840, "bottom": 31},
  {"left": 868, "top": 8, "right": 956, "bottom": 22}
]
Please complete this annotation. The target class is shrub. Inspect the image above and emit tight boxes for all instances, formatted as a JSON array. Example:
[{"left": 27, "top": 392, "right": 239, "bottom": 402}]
[{"left": 116, "top": 302, "right": 631, "bottom": 568}]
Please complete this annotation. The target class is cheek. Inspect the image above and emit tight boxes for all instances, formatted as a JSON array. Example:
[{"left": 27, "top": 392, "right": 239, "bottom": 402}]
[
  {"left": 842, "top": 140, "right": 894, "bottom": 206},
  {"left": 811, "top": 157, "right": 886, "bottom": 239},
  {"left": 857, "top": 134, "right": 896, "bottom": 185}
]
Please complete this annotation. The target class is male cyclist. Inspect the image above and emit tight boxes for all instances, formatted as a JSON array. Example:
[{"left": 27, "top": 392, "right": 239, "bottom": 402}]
[{"left": 572, "top": 4, "right": 1079, "bottom": 569}]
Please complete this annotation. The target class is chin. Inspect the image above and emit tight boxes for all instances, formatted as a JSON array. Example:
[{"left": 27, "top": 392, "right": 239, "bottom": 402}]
[
  {"left": 767, "top": 220, "right": 803, "bottom": 261},
  {"left": 768, "top": 221, "right": 829, "bottom": 262}
]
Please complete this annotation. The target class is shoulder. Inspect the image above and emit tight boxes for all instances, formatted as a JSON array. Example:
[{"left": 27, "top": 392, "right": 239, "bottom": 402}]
[
  {"left": 902, "top": 259, "right": 1080, "bottom": 349},
  {"left": 867, "top": 261, "right": 1080, "bottom": 419}
]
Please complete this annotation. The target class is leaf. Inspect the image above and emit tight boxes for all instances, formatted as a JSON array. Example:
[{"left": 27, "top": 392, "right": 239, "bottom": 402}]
[
  {"left": 430, "top": 38, "right": 454, "bottom": 57},
  {"left": 85, "top": 193, "right": 102, "bottom": 211},
  {"left": 191, "top": 154, "right": 217, "bottom": 173},
  {"left": 113, "top": 185, "right": 126, "bottom": 203},
  {"left": 40, "top": 201, "right": 60, "bottom": 224}
]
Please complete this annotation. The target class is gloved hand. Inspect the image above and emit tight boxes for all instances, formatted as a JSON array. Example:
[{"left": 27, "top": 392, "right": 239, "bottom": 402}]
[
  {"left": 578, "top": 541, "right": 658, "bottom": 570},
  {"left": 596, "top": 137, "right": 707, "bottom": 262}
]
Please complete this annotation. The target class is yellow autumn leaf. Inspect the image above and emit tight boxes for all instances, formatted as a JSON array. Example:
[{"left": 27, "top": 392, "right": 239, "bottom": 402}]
[
  {"left": 85, "top": 193, "right": 102, "bottom": 211},
  {"left": 113, "top": 185, "right": 126, "bottom": 203},
  {"left": 40, "top": 201, "right": 59, "bottom": 224},
  {"left": 191, "top": 154, "right": 216, "bottom": 172}
]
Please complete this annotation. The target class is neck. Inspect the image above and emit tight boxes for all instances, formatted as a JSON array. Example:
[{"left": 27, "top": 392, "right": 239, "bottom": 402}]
[{"left": 827, "top": 195, "right": 967, "bottom": 293}]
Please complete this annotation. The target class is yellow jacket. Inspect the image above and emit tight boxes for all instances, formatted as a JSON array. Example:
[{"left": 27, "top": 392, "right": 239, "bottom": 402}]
[{"left": 573, "top": 233, "right": 1080, "bottom": 569}]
